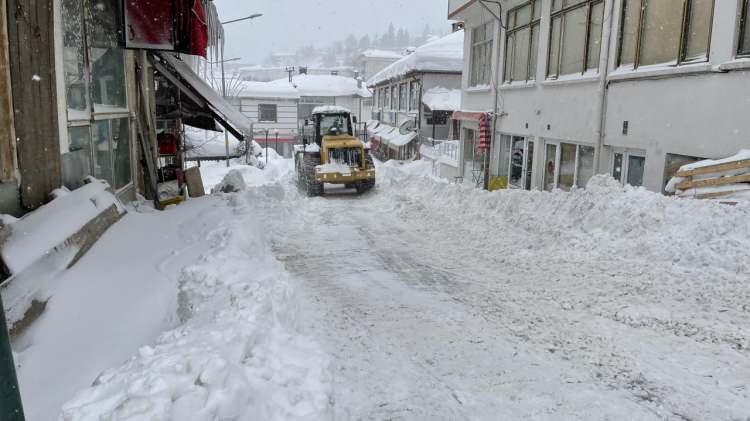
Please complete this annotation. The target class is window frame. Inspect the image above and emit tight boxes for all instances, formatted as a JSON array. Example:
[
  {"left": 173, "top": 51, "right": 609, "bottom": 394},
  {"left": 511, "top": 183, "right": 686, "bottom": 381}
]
[
  {"left": 739, "top": 0, "right": 750, "bottom": 56},
  {"left": 610, "top": 149, "right": 646, "bottom": 187},
  {"left": 547, "top": 0, "right": 605, "bottom": 79},
  {"left": 471, "top": 21, "right": 494, "bottom": 86},
  {"left": 617, "top": 0, "right": 715, "bottom": 69},
  {"left": 544, "top": 140, "right": 597, "bottom": 190},
  {"left": 258, "top": 104, "right": 278, "bottom": 122},
  {"left": 504, "top": 1, "right": 541, "bottom": 83}
]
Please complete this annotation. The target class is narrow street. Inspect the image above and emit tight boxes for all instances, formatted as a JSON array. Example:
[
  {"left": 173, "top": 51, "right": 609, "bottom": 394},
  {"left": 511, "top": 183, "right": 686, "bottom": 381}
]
[{"left": 246, "top": 163, "right": 750, "bottom": 420}]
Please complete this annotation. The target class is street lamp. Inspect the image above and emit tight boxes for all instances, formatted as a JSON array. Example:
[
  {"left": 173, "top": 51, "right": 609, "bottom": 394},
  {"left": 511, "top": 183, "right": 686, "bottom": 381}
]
[{"left": 221, "top": 13, "right": 263, "bottom": 167}]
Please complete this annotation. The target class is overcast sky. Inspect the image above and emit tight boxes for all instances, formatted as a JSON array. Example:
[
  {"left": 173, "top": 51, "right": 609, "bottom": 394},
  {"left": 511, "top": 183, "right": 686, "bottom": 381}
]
[{"left": 215, "top": 0, "right": 452, "bottom": 63}]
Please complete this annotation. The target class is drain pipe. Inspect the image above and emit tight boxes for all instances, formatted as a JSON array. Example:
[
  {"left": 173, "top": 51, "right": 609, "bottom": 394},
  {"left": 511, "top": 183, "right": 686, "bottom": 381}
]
[
  {"left": 593, "top": 0, "right": 615, "bottom": 174},
  {"left": 477, "top": 0, "right": 504, "bottom": 190}
]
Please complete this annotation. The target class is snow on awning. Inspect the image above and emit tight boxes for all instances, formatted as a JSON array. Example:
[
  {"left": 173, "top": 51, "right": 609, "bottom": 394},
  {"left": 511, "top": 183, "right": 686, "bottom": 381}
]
[
  {"left": 452, "top": 111, "right": 487, "bottom": 122},
  {"left": 422, "top": 87, "right": 462, "bottom": 111},
  {"left": 154, "top": 53, "right": 253, "bottom": 141}
]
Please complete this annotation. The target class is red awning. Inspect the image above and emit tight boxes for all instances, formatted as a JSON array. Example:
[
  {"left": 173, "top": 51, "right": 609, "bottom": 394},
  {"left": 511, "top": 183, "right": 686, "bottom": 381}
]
[{"left": 451, "top": 111, "right": 486, "bottom": 122}]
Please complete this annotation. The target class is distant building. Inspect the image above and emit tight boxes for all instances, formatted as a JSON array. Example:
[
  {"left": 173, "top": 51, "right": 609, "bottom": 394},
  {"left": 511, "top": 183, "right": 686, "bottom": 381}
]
[
  {"left": 367, "top": 30, "right": 464, "bottom": 161},
  {"left": 355, "top": 50, "right": 404, "bottom": 80},
  {"left": 229, "top": 82, "right": 301, "bottom": 158}
]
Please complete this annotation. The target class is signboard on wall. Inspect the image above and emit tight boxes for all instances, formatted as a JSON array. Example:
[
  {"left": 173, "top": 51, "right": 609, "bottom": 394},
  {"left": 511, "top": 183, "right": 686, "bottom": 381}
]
[{"left": 123, "top": 0, "right": 175, "bottom": 50}]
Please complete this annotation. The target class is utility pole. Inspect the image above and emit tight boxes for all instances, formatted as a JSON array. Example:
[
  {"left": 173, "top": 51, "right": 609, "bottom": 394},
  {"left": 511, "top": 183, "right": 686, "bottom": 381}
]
[{"left": 0, "top": 295, "right": 25, "bottom": 420}]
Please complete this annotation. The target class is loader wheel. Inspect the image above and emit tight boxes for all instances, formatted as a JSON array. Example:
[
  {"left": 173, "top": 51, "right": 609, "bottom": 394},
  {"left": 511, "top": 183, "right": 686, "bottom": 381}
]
[
  {"left": 301, "top": 153, "right": 323, "bottom": 197},
  {"left": 356, "top": 178, "right": 376, "bottom": 194}
]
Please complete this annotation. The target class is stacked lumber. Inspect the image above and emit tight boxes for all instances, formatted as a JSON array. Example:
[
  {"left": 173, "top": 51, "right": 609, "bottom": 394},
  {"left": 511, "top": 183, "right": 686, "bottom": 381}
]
[{"left": 666, "top": 150, "right": 750, "bottom": 200}]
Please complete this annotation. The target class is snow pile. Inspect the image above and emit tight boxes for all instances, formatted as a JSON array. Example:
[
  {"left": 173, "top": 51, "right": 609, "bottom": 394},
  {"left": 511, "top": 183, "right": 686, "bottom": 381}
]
[
  {"left": 61, "top": 189, "right": 332, "bottom": 421},
  {"left": 312, "top": 105, "right": 351, "bottom": 115},
  {"left": 381, "top": 169, "right": 750, "bottom": 273},
  {"left": 666, "top": 150, "right": 750, "bottom": 200},
  {"left": 235, "top": 81, "right": 301, "bottom": 99},
  {"left": 270, "top": 74, "right": 371, "bottom": 98},
  {"left": 359, "top": 49, "right": 403, "bottom": 60},
  {"left": 422, "top": 87, "right": 462, "bottom": 111},
  {"left": 211, "top": 170, "right": 247, "bottom": 194},
  {"left": 198, "top": 156, "right": 293, "bottom": 193},
  {"left": 0, "top": 180, "right": 123, "bottom": 276},
  {"left": 316, "top": 163, "right": 352, "bottom": 175},
  {"left": 367, "top": 30, "right": 464, "bottom": 86}
]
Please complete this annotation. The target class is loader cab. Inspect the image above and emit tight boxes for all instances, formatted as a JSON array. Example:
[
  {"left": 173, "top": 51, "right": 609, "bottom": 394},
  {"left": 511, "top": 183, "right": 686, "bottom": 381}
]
[{"left": 305, "top": 107, "right": 356, "bottom": 146}]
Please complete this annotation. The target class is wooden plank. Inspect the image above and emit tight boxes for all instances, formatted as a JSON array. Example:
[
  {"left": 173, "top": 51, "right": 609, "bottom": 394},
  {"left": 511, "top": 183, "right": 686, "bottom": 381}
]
[
  {"left": 675, "top": 159, "right": 750, "bottom": 177},
  {"left": 676, "top": 173, "right": 750, "bottom": 190},
  {"left": 184, "top": 167, "right": 205, "bottom": 198},
  {"left": 6, "top": 0, "right": 60, "bottom": 209},
  {"left": 695, "top": 190, "right": 743, "bottom": 200},
  {"left": 0, "top": 0, "right": 17, "bottom": 183}
]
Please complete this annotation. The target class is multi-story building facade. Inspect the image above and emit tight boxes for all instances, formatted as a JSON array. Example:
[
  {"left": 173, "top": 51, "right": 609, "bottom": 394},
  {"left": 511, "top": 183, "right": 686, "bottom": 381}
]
[
  {"left": 451, "top": 0, "right": 750, "bottom": 193},
  {"left": 367, "top": 30, "right": 464, "bottom": 161}
]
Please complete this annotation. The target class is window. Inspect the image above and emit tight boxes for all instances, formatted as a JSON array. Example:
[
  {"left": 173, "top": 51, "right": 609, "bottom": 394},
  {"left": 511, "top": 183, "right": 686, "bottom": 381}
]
[
  {"left": 612, "top": 151, "right": 646, "bottom": 187},
  {"left": 545, "top": 141, "right": 596, "bottom": 191},
  {"left": 740, "top": 0, "right": 750, "bottom": 56},
  {"left": 399, "top": 83, "right": 407, "bottom": 110},
  {"left": 409, "top": 81, "right": 420, "bottom": 111},
  {"left": 618, "top": 0, "right": 714, "bottom": 68},
  {"left": 548, "top": 0, "right": 604, "bottom": 78},
  {"left": 425, "top": 108, "right": 449, "bottom": 125},
  {"left": 471, "top": 22, "right": 494, "bottom": 86},
  {"left": 390, "top": 85, "right": 397, "bottom": 109},
  {"left": 496, "top": 135, "right": 535, "bottom": 190},
  {"left": 384, "top": 87, "right": 391, "bottom": 109},
  {"left": 504, "top": 1, "right": 540, "bottom": 83},
  {"left": 259, "top": 104, "right": 278, "bottom": 122},
  {"left": 61, "top": 0, "right": 131, "bottom": 191}
]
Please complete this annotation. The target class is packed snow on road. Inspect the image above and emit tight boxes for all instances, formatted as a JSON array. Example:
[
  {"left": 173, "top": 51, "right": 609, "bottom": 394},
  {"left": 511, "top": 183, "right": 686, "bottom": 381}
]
[{"left": 10, "top": 157, "right": 749, "bottom": 420}]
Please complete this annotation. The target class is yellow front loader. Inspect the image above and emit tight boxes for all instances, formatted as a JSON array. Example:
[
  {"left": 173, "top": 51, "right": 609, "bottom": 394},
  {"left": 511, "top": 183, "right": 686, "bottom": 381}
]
[{"left": 294, "top": 106, "right": 375, "bottom": 196}]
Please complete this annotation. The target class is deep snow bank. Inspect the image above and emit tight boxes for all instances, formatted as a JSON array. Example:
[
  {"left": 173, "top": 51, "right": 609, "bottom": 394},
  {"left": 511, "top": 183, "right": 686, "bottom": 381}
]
[
  {"left": 61, "top": 191, "right": 331, "bottom": 420},
  {"left": 379, "top": 165, "right": 750, "bottom": 276}
]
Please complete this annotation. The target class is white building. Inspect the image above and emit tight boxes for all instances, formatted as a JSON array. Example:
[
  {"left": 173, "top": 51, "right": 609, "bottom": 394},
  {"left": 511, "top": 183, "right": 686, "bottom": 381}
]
[
  {"left": 230, "top": 81, "right": 300, "bottom": 158},
  {"left": 450, "top": 0, "right": 750, "bottom": 193},
  {"left": 367, "top": 30, "right": 465, "bottom": 161},
  {"left": 355, "top": 50, "right": 404, "bottom": 80},
  {"left": 269, "top": 73, "right": 373, "bottom": 129}
]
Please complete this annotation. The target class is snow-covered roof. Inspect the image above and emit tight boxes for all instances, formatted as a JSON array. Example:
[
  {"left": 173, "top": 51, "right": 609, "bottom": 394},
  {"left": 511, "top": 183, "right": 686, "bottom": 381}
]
[
  {"left": 367, "top": 30, "right": 465, "bottom": 86},
  {"left": 422, "top": 87, "right": 462, "bottom": 111},
  {"left": 235, "top": 81, "right": 300, "bottom": 99},
  {"left": 269, "top": 74, "right": 372, "bottom": 98},
  {"left": 312, "top": 105, "right": 352, "bottom": 115},
  {"left": 359, "top": 49, "right": 404, "bottom": 60}
]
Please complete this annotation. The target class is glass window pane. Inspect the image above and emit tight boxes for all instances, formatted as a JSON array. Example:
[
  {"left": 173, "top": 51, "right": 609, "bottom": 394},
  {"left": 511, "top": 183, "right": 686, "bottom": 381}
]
[
  {"left": 741, "top": 1, "right": 750, "bottom": 55},
  {"left": 640, "top": 0, "right": 683, "bottom": 66},
  {"left": 587, "top": 2, "right": 605, "bottom": 70},
  {"left": 62, "top": 127, "right": 92, "bottom": 190},
  {"left": 627, "top": 155, "right": 646, "bottom": 186},
  {"left": 577, "top": 145, "right": 595, "bottom": 187},
  {"left": 513, "top": 27, "right": 530, "bottom": 82},
  {"left": 613, "top": 152, "right": 624, "bottom": 181},
  {"left": 504, "top": 33, "right": 515, "bottom": 82},
  {"left": 544, "top": 144, "right": 558, "bottom": 191},
  {"left": 112, "top": 118, "right": 132, "bottom": 189},
  {"left": 559, "top": 143, "right": 577, "bottom": 191},
  {"left": 88, "top": 0, "right": 126, "bottom": 109},
  {"left": 684, "top": 0, "right": 713, "bottom": 61},
  {"left": 529, "top": 24, "right": 539, "bottom": 79},
  {"left": 509, "top": 137, "right": 526, "bottom": 188},
  {"left": 463, "top": 130, "right": 476, "bottom": 181},
  {"left": 525, "top": 141, "right": 535, "bottom": 190},
  {"left": 93, "top": 121, "right": 114, "bottom": 186},
  {"left": 497, "top": 136, "right": 511, "bottom": 183},
  {"left": 533, "top": 0, "right": 542, "bottom": 19},
  {"left": 560, "top": 6, "right": 588, "bottom": 75},
  {"left": 619, "top": 0, "right": 641, "bottom": 66},
  {"left": 62, "top": 0, "right": 89, "bottom": 119},
  {"left": 553, "top": 0, "right": 564, "bottom": 12},
  {"left": 549, "top": 17, "right": 562, "bottom": 77},
  {"left": 517, "top": 4, "right": 532, "bottom": 26}
]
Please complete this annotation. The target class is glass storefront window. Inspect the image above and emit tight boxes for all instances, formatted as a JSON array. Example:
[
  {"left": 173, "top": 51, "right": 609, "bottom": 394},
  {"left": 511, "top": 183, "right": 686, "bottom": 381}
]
[
  {"left": 93, "top": 121, "right": 114, "bottom": 186},
  {"left": 509, "top": 137, "right": 526, "bottom": 188},
  {"left": 558, "top": 143, "right": 577, "bottom": 191},
  {"left": 61, "top": 127, "right": 92, "bottom": 189},
  {"left": 88, "top": 0, "right": 126, "bottom": 110},
  {"left": 525, "top": 141, "right": 534, "bottom": 190},
  {"left": 544, "top": 144, "right": 558, "bottom": 191},
  {"left": 612, "top": 153, "right": 624, "bottom": 181},
  {"left": 663, "top": 153, "right": 703, "bottom": 193},
  {"left": 62, "top": 0, "right": 89, "bottom": 120},
  {"left": 112, "top": 118, "right": 132, "bottom": 189},
  {"left": 627, "top": 155, "right": 646, "bottom": 187},
  {"left": 577, "top": 145, "right": 595, "bottom": 188}
]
